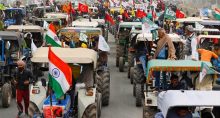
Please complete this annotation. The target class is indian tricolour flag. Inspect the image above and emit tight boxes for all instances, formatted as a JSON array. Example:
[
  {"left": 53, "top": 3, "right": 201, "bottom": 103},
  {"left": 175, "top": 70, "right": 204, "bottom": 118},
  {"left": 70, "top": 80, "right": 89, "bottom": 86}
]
[
  {"left": 45, "top": 24, "right": 62, "bottom": 47},
  {"left": 48, "top": 47, "right": 72, "bottom": 98},
  {"left": 213, "top": 8, "right": 220, "bottom": 20}
]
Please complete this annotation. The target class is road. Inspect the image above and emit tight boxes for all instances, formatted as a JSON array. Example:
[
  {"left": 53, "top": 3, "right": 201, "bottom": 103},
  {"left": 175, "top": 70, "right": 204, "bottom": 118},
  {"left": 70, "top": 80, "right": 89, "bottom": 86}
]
[
  {"left": 101, "top": 33, "right": 142, "bottom": 118},
  {"left": 0, "top": 33, "right": 142, "bottom": 118}
]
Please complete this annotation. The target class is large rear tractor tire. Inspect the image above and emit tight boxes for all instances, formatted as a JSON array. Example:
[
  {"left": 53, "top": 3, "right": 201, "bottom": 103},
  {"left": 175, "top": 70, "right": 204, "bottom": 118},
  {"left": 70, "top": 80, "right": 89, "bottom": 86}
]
[
  {"left": 119, "top": 57, "right": 124, "bottom": 72},
  {"left": 82, "top": 103, "right": 97, "bottom": 118},
  {"left": 102, "top": 72, "right": 110, "bottom": 106},
  {"left": 130, "top": 67, "right": 134, "bottom": 84},
  {"left": 28, "top": 102, "right": 40, "bottom": 118},
  {"left": 2, "top": 83, "right": 12, "bottom": 108},
  {"left": 133, "top": 83, "right": 136, "bottom": 97},
  {"left": 136, "top": 84, "right": 142, "bottom": 107},
  {"left": 128, "top": 52, "right": 135, "bottom": 78},
  {"left": 96, "top": 71, "right": 110, "bottom": 106},
  {"left": 116, "top": 45, "right": 124, "bottom": 67}
]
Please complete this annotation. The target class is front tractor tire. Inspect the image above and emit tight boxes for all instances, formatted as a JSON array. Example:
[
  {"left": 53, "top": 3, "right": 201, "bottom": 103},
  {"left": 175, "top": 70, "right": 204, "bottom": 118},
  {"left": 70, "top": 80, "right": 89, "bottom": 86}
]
[
  {"left": 82, "top": 103, "right": 97, "bottom": 118},
  {"left": 119, "top": 57, "right": 124, "bottom": 72},
  {"left": 28, "top": 102, "right": 40, "bottom": 118}
]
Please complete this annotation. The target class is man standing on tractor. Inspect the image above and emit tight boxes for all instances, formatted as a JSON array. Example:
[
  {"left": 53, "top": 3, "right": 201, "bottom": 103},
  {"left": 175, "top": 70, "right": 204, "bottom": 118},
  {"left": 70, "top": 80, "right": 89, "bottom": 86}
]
[
  {"left": 183, "top": 25, "right": 198, "bottom": 61},
  {"left": 14, "top": 60, "right": 34, "bottom": 117},
  {"left": 151, "top": 28, "right": 176, "bottom": 90}
]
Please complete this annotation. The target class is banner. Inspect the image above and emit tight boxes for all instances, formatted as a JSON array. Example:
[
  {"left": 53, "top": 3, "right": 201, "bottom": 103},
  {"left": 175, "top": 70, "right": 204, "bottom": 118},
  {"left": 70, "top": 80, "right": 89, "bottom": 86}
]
[
  {"left": 151, "top": 30, "right": 158, "bottom": 41},
  {"left": 142, "top": 17, "right": 158, "bottom": 29},
  {"left": 164, "top": 7, "right": 176, "bottom": 20},
  {"left": 199, "top": 62, "right": 220, "bottom": 83}
]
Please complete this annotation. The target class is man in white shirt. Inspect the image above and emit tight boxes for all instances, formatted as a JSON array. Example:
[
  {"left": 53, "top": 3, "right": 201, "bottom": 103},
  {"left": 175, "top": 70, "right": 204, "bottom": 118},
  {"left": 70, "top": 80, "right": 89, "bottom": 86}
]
[{"left": 183, "top": 25, "right": 198, "bottom": 60}]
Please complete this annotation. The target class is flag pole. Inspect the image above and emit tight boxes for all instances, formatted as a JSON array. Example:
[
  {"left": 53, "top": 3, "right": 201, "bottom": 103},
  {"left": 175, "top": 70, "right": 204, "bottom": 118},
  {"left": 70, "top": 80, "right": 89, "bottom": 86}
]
[
  {"left": 50, "top": 87, "right": 53, "bottom": 118},
  {"left": 48, "top": 46, "right": 53, "bottom": 118}
]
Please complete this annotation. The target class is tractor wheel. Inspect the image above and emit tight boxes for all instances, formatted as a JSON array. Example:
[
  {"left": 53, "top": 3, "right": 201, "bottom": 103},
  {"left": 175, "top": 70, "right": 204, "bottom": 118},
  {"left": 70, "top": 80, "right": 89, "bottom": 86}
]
[
  {"left": 143, "top": 106, "right": 150, "bottom": 118},
  {"left": 133, "top": 65, "right": 145, "bottom": 84},
  {"left": 2, "top": 83, "right": 12, "bottom": 108},
  {"left": 96, "top": 71, "right": 110, "bottom": 106},
  {"left": 128, "top": 52, "right": 135, "bottom": 77},
  {"left": 130, "top": 67, "right": 134, "bottom": 84},
  {"left": 96, "top": 92, "right": 102, "bottom": 118},
  {"left": 133, "top": 83, "right": 136, "bottom": 97},
  {"left": 136, "top": 84, "right": 142, "bottom": 107},
  {"left": 143, "top": 106, "right": 157, "bottom": 118},
  {"left": 128, "top": 67, "right": 130, "bottom": 78},
  {"left": 119, "top": 57, "right": 124, "bottom": 72},
  {"left": 82, "top": 103, "right": 97, "bottom": 118},
  {"left": 96, "top": 74, "right": 102, "bottom": 94},
  {"left": 28, "top": 102, "right": 40, "bottom": 118},
  {"left": 102, "top": 72, "right": 110, "bottom": 106},
  {"left": 116, "top": 45, "right": 124, "bottom": 67}
]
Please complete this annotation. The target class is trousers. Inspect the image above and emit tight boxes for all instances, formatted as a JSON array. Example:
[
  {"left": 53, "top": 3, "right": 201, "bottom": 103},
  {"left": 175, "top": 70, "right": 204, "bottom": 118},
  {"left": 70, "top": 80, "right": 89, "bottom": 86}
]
[{"left": 16, "top": 89, "right": 29, "bottom": 114}]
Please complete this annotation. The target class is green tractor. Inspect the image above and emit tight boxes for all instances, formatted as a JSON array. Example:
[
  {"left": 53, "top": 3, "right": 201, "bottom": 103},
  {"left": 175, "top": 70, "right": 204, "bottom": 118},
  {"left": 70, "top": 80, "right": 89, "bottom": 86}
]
[{"left": 115, "top": 22, "right": 142, "bottom": 72}]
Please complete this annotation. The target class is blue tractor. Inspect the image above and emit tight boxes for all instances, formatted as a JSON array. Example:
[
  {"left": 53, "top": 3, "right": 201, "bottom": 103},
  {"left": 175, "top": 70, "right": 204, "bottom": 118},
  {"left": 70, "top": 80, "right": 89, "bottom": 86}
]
[
  {"left": 0, "top": 31, "right": 23, "bottom": 107},
  {"left": 4, "top": 8, "right": 25, "bottom": 27}
]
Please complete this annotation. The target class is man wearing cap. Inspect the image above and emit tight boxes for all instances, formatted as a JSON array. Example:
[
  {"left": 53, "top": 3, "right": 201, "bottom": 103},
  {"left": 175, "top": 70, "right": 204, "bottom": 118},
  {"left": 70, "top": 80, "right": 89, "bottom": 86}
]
[
  {"left": 184, "top": 25, "right": 198, "bottom": 60},
  {"left": 14, "top": 60, "right": 34, "bottom": 117}
]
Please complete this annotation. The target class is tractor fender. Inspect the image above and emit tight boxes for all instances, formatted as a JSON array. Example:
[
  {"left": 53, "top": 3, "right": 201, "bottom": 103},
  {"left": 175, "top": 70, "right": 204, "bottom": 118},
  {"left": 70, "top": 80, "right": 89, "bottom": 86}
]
[
  {"left": 78, "top": 88, "right": 96, "bottom": 118},
  {"left": 29, "top": 81, "right": 47, "bottom": 112}
]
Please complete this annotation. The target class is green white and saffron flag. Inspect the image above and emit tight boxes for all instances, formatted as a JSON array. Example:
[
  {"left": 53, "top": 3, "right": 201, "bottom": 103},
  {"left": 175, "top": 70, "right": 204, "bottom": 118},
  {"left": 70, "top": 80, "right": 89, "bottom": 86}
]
[
  {"left": 45, "top": 23, "right": 62, "bottom": 47},
  {"left": 48, "top": 47, "right": 72, "bottom": 98}
]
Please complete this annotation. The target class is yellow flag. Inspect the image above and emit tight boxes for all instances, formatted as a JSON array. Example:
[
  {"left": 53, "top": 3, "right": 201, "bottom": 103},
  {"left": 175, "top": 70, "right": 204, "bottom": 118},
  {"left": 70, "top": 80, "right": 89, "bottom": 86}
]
[
  {"left": 120, "top": 6, "right": 124, "bottom": 15},
  {"left": 131, "top": 8, "right": 135, "bottom": 17}
]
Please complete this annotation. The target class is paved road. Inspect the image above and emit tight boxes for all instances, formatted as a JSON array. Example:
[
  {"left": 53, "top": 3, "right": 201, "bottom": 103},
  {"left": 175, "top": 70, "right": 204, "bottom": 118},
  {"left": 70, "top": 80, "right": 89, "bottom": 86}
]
[
  {"left": 0, "top": 33, "right": 142, "bottom": 118},
  {"left": 101, "top": 33, "right": 142, "bottom": 118}
]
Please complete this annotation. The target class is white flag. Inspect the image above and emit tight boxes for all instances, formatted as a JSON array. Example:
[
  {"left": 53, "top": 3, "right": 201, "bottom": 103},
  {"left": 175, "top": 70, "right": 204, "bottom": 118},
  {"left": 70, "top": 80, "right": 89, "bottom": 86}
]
[
  {"left": 98, "top": 35, "right": 110, "bottom": 52},
  {"left": 122, "top": 1, "right": 129, "bottom": 8},
  {"left": 142, "top": 23, "right": 150, "bottom": 34},
  {"left": 31, "top": 39, "right": 37, "bottom": 53},
  {"left": 79, "top": 33, "right": 88, "bottom": 42},
  {"left": 43, "top": 20, "right": 49, "bottom": 30},
  {"left": 131, "top": 26, "right": 135, "bottom": 31},
  {"left": 195, "top": 22, "right": 204, "bottom": 30},
  {"left": 56, "top": 6, "right": 59, "bottom": 12}
]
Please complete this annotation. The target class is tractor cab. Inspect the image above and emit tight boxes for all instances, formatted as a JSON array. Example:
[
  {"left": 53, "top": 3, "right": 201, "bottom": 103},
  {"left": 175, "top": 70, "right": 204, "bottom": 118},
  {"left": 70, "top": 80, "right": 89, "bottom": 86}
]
[
  {"left": 59, "top": 26, "right": 102, "bottom": 48},
  {"left": 30, "top": 47, "right": 101, "bottom": 118},
  {"left": 4, "top": 8, "right": 25, "bottom": 27},
  {"left": 7, "top": 25, "right": 44, "bottom": 48}
]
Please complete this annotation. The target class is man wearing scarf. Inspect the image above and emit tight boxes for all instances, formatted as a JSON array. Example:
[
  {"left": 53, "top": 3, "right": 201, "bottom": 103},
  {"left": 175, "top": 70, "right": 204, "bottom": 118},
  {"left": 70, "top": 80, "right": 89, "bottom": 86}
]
[{"left": 152, "top": 28, "right": 176, "bottom": 90}]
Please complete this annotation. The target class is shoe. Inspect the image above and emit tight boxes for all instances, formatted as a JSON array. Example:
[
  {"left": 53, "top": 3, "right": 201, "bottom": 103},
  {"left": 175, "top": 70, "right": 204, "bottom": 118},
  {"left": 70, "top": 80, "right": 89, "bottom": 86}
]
[
  {"left": 17, "top": 111, "right": 23, "bottom": 118},
  {"left": 25, "top": 114, "right": 30, "bottom": 118}
]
